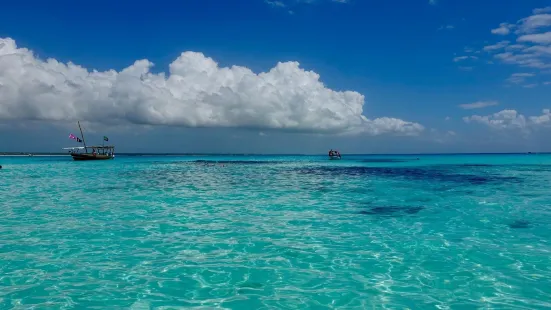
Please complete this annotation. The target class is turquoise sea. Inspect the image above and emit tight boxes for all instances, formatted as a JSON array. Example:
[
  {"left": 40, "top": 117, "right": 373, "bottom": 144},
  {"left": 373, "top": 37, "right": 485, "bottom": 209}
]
[{"left": 1, "top": 154, "right": 551, "bottom": 309}]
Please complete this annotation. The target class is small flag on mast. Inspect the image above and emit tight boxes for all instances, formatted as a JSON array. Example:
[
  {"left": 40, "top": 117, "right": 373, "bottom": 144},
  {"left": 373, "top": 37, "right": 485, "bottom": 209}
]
[
  {"left": 69, "top": 134, "right": 82, "bottom": 143},
  {"left": 103, "top": 136, "right": 109, "bottom": 142}
]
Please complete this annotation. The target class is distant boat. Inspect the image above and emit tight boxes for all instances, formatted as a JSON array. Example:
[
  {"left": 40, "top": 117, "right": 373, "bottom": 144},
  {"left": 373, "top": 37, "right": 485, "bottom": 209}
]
[
  {"left": 63, "top": 121, "right": 115, "bottom": 161},
  {"left": 65, "top": 146, "right": 115, "bottom": 161},
  {"left": 328, "top": 149, "right": 342, "bottom": 160}
]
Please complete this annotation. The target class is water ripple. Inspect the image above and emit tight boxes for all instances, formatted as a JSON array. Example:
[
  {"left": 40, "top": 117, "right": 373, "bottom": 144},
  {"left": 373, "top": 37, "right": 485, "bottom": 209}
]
[{"left": 0, "top": 155, "right": 550, "bottom": 308}]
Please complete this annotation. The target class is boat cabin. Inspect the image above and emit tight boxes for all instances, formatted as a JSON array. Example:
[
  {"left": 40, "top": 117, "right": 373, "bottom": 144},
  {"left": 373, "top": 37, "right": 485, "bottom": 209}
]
[
  {"left": 63, "top": 146, "right": 85, "bottom": 154},
  {"left": 87, "top": 146, "right": 115, "bottom": 157}
]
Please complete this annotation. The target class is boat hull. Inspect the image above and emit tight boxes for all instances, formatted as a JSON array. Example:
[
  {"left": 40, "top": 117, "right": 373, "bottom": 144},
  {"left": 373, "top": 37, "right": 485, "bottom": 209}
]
[
  {"left": 329, "top": 156, "right": 341, "bottom": 160},
  {"left": 71, "top": 153, "right": 113, "bottom": 161}
]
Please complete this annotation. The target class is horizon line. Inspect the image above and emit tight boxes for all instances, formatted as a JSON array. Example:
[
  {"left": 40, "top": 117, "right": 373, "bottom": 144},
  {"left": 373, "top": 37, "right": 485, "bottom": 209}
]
[{"left": 0, "top": 151, "right": 544, "bottom": 156}]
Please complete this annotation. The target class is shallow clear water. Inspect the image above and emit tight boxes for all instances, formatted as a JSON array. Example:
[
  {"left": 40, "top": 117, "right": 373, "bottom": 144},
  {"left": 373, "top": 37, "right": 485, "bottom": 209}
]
[{"left": 1, "top": 154, "right": 551, "bottom": 309}]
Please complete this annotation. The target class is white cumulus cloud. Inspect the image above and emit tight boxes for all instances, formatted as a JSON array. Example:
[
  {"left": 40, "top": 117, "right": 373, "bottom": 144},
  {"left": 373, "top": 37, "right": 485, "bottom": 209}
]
[
  {"left": 533, "top": 7, "right": 551, "bottom": 14},
  {"left": 491, "top": 23, "right": 515, "bottom": 35},
  {"left": 506, "top": 72, "right": 535, "bottom": 84},
  {"left": 463, "top": 110, "right": 526, "bottom": 130},
  {"left": 483, "top": 40, "right": 510, "bottom": 52},
  {"left": 453, "top": 55, "right": 478, "bottom": 62},
  {"left": 438, "top": 24, "right": 454, "bottom": 30},
  {"left": 517, "top": 31, "right": 551, "bottom": 44},
  {"left": 481, "top": 8, "right": 551, "bottom": 74},
  {"left": 530, "top": 109, "right": 551, "bottom": 125},
  {"left": 265, "top": 0, "right": 286, "bottom": 8},
  {"left": 517, "top": 14, "right": 551, "bottom": 34},
  {"left": 458, "top": 101, "right": 499, "bottom": 110},
  {"left": 463, "top": 109, "right": 551, "bottom": 131},
  {"left": 0, "top": 37, "right": 423, "bottom": 136}
]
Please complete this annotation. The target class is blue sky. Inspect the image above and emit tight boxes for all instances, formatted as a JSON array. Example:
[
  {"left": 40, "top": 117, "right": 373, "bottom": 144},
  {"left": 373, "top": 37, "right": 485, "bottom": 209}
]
[{"left": 0, "top": 0, "right": 550, "bottom": 153}]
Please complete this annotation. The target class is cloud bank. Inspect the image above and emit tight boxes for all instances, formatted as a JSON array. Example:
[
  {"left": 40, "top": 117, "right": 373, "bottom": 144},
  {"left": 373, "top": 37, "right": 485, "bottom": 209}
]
[{"left": 0, "top": 38, "right": 423, "bottom": 136}]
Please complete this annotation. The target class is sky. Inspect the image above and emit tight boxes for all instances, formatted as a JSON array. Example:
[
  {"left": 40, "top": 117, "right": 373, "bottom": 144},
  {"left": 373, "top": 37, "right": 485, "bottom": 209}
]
[{"left": 0, "top": 0, "right": 550, "bottom": 154}]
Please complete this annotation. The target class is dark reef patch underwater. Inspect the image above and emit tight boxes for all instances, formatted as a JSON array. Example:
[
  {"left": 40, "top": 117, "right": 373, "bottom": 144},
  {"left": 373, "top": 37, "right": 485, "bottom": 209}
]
[
  {"left": 359, "top": 205, "right": 425, "bottom": 217},
  {"left": 509, "top": 220, "right": 532, "bottom": 229},
  {"left": 358, "top": 158, "right": 418, "bottom": 163},
  {"left": 295, "top": 165, "right": 522, "bottom": 185},
  {"left": 192, "top": 160, "right": 285, "bottom": 165}
]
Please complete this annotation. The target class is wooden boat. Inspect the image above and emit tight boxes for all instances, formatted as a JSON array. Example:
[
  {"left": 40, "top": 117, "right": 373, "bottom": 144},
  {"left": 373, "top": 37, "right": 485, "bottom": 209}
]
[
  {"left": 70, "top": 146, "right": 115, "bottom": 160},
  {"left": 63, "top": 121, "right": 115, "bottom": 161}
]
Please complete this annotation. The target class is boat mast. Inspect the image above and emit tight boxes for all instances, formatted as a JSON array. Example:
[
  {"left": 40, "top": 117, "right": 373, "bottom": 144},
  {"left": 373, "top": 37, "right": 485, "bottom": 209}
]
[{"left": 77, "top": 121, "right": 88, "bottom": 152}]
